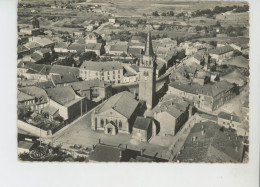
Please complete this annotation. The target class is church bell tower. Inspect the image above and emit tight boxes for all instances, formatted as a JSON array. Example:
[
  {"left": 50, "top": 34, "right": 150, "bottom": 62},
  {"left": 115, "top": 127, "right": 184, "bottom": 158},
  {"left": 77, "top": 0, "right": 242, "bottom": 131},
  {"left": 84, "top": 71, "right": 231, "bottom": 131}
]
[{"left": 138, "top": 31, "right": 156, "bottom": 109}]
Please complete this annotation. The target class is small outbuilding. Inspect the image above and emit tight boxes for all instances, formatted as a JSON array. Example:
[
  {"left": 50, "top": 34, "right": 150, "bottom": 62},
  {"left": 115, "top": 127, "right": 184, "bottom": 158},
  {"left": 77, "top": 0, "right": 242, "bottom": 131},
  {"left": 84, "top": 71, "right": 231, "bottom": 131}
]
[{"left": 132, "top": 116, "right": 154, "bottom": 142}]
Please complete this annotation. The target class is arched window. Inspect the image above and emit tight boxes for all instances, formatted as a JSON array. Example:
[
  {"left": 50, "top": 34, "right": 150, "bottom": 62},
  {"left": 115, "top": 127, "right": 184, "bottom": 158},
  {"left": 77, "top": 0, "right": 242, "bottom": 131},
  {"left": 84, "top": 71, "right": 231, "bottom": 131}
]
[
  {"left": 101, "top": 119, "right": 104, "bottom": 127},
  {"left": 119, "top": 120, "right": 122, "bottom": 129}
]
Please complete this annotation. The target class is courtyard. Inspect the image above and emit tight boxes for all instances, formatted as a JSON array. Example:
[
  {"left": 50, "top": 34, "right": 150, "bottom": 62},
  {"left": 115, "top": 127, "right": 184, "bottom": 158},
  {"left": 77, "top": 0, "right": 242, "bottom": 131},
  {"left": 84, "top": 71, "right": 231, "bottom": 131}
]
[{"left": 51, "top": 110, "right": 173, "bottom": 160}]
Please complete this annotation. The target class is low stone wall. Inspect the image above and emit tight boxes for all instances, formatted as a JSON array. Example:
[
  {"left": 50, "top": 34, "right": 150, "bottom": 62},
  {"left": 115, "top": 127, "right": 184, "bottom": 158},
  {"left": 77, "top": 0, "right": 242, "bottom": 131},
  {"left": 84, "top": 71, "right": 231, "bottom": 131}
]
[{"left": 17, "top": 120, "right": 50, "bottom": 137}]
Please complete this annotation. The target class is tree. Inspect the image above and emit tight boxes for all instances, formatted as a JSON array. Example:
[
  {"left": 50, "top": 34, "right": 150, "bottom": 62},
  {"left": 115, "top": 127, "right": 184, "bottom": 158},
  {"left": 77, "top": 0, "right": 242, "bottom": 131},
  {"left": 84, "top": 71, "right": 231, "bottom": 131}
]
[
  {"left": 161, "top": 12, "right": 166, "bottom": 16},
  {"left": 120, "top": 52, "right": 127, "bottom": 57},
  {"left": 169, "top": 11, "right": 174, "bottom": 16},
  {"left": 79, "top": 51, "right": 98, "bottom": 63},
  {"left": 215, "top": 21, "right": 221, "bottom": 27},
  {"left": 57, "top": 56, "right": 76, "bottom": 66},
  {"left": 32, "top": 17, "right": 40, "bottom": 28},
  {"left": 209, "top": 41, "right": 217, "bottom": 47},
  {"left": 152, "top": 11, "right": 159, "bottom": 16}
]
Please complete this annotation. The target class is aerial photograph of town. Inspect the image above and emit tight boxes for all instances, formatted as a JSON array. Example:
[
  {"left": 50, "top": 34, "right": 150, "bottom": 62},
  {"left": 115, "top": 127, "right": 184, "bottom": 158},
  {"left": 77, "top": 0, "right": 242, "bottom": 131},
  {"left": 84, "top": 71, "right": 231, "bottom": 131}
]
[{"left": 17, "top": 0, "right": 250, "bottom": 163}]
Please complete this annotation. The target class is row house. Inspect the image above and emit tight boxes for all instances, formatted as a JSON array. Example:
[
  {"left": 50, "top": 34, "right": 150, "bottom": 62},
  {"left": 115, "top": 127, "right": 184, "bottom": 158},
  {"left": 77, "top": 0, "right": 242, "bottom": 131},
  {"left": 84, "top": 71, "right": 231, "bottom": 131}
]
[
  {"left": 79, "top": 61, "right": 124, "bottom": 84},
  {"left": 85, "top": 43, "right": 105, "bottom": 56},
  {"left": 209, "top": 45, "right": 233, "bottom": 64},
  {"left": 68, "top": 79, "right": 112, "bottom": 101}
]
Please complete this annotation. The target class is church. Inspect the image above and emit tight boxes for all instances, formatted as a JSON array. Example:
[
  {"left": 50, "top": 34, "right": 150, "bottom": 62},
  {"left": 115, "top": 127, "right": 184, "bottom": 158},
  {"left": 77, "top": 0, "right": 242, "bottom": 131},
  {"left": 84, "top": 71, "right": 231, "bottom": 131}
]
[
  {"left": 138, "top": 31, "right": 157, "bottom": 109},
  {"left": 90, "top": 31, "right": 157, "bottom": 136},
  {"left": 91, "top": 91, "right": 139, "bottom": 135}
]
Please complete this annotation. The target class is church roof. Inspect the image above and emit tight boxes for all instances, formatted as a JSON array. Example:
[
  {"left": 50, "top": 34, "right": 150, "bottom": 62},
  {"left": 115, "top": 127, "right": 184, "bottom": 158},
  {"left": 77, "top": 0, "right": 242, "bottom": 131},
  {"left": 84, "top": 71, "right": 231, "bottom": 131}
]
[
  {"left": 96, "top": 91, "right": 139, "bottom": 119},
  {"left": 144, "top": 31, "right": 154, "bottom": 57}
]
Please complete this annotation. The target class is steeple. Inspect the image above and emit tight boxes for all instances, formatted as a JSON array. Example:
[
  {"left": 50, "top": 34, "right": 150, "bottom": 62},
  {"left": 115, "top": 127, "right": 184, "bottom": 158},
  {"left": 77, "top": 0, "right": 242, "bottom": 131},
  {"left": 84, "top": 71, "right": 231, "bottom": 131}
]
[{"left": 144, "top": 31, "right": 154, "bottom": 57}]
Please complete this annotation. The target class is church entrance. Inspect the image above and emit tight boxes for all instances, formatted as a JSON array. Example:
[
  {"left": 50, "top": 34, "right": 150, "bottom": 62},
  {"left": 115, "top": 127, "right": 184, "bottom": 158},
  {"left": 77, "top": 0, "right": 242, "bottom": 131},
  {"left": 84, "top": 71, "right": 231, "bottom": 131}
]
[{"left": 104, "top": 122, "right": 117, "bottom": 135}]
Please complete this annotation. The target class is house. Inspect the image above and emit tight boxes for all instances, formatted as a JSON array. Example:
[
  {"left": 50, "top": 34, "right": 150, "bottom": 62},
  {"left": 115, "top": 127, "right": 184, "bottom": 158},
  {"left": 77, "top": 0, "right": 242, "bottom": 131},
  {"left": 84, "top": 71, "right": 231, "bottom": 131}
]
[
  {"left": 85, "top": 43, "right": 105, "bottom": 56},
  {"left": 29, "top": 37, "right": 55, "bottom": 49},
  {"left": 128, "top": 48, "right": 143, "bottom": 57},
  {"left": 91, "top": 91, "right": 139, "bottom": 135},
  {"left": 198, "top": 80, "right": 236, "bottom": 112},
  {"left": 85, "top": 25, "right": 95, "bottom": 32},
  {"left": 168, "top": 80, "right": 236, "bottom": 112},
  {"left": 209, "top": 45, "right": 233, "bottom": 64},
  {"left": 220, "top": 69, "right": 247, "bottom": 86},
  {"left": 73, "top": 31, "right": 84, "bottom": 38},
  {"left": 122, "top": 71, "right": 139, "bottom": 83},
  {"left": 109, "top": 18, "right": 116, "bottom": 24},
  {"left": 130, "top": 36, "right": 145, "bottom": 43},
  {"left": 18, "top": 45, "right": 31, "bottom": 60},
  {"left": 30, "top": 52, "right": 44, "bottom": 63},
  {"left": 128, "top": 42, "right": 145, "bottom": 51},
  {"left": 217, "top": 112, "right": 242, "bottom": 131},
  {"left": 227, "top": 56, "right": 249, "bottom": 69},
  {"left": 175, "top": 121, "right": 244, "bottom": 163},
  {"left": 122, "top": 64, "right": 139, "bottom": 83},
  {"left": 18, "top": 86, "right": 49, "bottom": 112},
  {"left": 17, "top": 62, "right": 51, "bottom": 81},
  {"left": 49, "top": 65, "right": 79, "bottom": 86},
  {"left": 167, "top": 82, "right": 201, "bottom": 107},
  {"left": 17, "top": 90, "right": 35, "bottom": 109},
  {"left": 108, "top": 44, "right": 128, "bottom": 56},
  {"left": 68, "top": 43, "right": 85, "bottom": 53},
  {"left": 44, "top": 86, "right": 87, "bottom": 121},
  {"left": 230, "top": 42, "right": 249, "bottom": 54},
  {"left": 85, "top": 32, "right": 100, "bottom": 44},
  {"left": 24, "top": 41, "right": 42, "bottom": 52},
  {"left": 79, "top": 61, "right": 124, "bottom": 84},
  {"left": 18, "top": 141, "right": 36, "bottom": 155},
  {"left": 153, "top": 96, "right": 191, "bottom": 136},
  {"left": 192, "top": 70, "right": 211, "bottom": 86},
  {"left": 88, "top": 144, "right": 126, "bottom": 162},
  {"left": 132, "top": 116, "right": 155, "bottom": 142},
  {"left": 54, "top": 42, "right": 70, "bottom": 53},
  {"left": 41, "top": 105, "right": 59, "bottom": 121},
  {"left": 68, "top": 79, "right": 112, "bottom": 101},
  {"left": 20, "top": 28, "right": 40, "bottom": 36}
]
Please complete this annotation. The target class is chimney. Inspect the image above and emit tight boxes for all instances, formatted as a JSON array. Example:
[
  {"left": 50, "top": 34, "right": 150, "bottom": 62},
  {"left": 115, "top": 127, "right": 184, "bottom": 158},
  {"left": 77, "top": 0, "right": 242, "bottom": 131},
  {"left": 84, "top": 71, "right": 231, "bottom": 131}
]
[
  {"left": 92, "top": 145, "right": 95, "bottom": 150},
  {"left": 98, "top": 138, "right": 101, "bottom": 144}
]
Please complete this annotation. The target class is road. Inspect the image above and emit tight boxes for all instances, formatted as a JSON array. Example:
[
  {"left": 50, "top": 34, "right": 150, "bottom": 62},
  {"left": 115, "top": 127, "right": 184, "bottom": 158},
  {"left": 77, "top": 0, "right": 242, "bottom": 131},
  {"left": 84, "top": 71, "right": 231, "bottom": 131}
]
[
  {"left": 93, "top": 22, "right": 112, "bottom": 34},
  {"left": 166, "top": 114, "right": 201, "bottom": 161}
]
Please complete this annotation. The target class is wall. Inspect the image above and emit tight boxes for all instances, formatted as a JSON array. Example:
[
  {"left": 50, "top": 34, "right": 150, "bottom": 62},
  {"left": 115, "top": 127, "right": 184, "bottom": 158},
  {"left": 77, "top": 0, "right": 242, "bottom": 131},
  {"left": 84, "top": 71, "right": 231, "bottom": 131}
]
[
  {"left": 156, "top": 112, "right": 176, "bottom": 136},
  {"left": 18, "top": 120, "right": 49, "bottom": 137},
  {"left": 49, "top": 99, "right": 68, "bottom": 120},
  {"left": 132, "top": 128, "right": 147, "bottom": 142}
]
